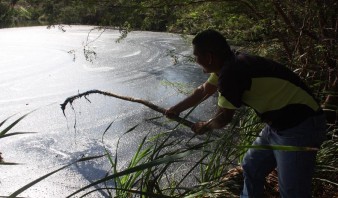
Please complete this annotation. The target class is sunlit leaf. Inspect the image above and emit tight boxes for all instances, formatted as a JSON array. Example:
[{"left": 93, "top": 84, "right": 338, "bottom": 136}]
[{"left": 0, "top": 110, "right": 37, "bottom": 137}]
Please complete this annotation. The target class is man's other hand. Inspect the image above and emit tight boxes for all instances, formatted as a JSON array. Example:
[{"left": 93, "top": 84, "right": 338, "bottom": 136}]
[
  {"left": 191, "top": 121, "right": 211, "bottom": 135},
  {"left": 164, "top": 108, "right": 180, "bottom": 119}
]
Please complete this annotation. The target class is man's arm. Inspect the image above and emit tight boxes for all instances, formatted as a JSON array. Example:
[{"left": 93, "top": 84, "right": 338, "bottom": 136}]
[
  {"left": 165, "top": 81, "right": 217, "bottom": 117},
  {"left": 192, "top": 107, "right": 235, "bottom": 134}
]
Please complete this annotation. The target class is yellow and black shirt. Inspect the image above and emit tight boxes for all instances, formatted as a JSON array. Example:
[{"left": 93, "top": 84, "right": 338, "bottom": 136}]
[{"left": 208, "top": 52, "right": 321, "bottom": 130}]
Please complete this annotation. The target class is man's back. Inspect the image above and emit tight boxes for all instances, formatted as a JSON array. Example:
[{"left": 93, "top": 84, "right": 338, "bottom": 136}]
[{"left": 218, "top": 52, "right": 321, "bottom": 130}]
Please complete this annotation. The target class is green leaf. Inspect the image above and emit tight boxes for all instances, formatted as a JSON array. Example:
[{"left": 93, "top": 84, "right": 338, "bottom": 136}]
[
  {"left": 0, "top": 110, "right": 37, "bottom": 137},
  {"left": 0, "top": 132, "right": 37, "bottom": 139},
  {"left": 123, "top": 123, "right": 140, "bottom": 135},
  {"left": 0, "top": 113, "right": 18, "bottom": 128},
  {"left": 0, "top": 162, "right": 21, "bottom": 165},
  {"left": 236, "top": 145, "right": 319, "bottom": 151}
]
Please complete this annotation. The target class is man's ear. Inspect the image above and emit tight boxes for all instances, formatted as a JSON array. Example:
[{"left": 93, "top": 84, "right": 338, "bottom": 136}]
[{"left": 207, "top": 52, "right": 213, "bottom": 65}]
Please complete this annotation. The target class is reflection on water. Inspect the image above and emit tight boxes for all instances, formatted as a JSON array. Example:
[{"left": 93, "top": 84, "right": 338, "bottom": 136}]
[{"left": 0, "top": 26, "right": 216, "bottom": 197}]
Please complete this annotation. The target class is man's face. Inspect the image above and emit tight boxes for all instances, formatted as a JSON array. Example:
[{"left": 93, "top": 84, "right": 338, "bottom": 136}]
[{"left": 193, "top": 45, "right": 215, "bottom": 73}]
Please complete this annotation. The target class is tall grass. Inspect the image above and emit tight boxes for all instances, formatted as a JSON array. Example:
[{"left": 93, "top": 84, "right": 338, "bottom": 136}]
[
  {"left": 5, "top": 99, "right": 337, "bottom": 197},
  {"left": 313, "top": 128, "right": 338, "bottom": 197},
  {"left": 70, "top": 107, "right": 336, "bottom": 197}
]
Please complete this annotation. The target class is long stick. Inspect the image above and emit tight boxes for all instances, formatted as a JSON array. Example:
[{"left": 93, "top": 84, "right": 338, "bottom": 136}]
[{"left": 60, "top": 89, "right": 194, "bottom": 128}]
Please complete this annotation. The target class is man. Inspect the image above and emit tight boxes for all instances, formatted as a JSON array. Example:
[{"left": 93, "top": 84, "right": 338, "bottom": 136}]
[{"left": 165, "top": 29, "right": 327, "bottom": 197}]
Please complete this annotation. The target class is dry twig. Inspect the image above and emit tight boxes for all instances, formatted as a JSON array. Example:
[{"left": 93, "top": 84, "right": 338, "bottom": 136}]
[{"left": 60, "top": 89, "right": 194, "bottom": 128}]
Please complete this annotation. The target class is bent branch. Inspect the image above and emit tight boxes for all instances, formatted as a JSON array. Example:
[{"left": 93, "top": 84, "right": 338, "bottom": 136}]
[{"left": 60, "top": 89, "right": 194, "bottom": 128}]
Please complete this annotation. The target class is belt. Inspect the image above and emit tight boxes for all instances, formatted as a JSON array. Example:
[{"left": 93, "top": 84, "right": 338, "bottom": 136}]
[{"left": 266, "top": 108, "right": 324, "bottom": 131}]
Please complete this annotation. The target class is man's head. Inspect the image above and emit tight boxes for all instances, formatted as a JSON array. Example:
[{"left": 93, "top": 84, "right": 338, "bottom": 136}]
[{"left": 192, "top": 29, "right": 233, "bottom": 73}]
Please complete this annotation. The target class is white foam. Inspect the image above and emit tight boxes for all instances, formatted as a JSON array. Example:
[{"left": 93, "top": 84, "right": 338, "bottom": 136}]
[
  {"left": 121, "top": 50, "right": 141, "bottom": 58},
  {"left": 82, "top": 64, "right": 115, "bottom": 72}
]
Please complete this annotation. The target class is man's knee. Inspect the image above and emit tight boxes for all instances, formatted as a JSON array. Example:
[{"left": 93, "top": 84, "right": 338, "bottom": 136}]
[{"left": 241, "top": 150, "right": 259, "bottom": 185}]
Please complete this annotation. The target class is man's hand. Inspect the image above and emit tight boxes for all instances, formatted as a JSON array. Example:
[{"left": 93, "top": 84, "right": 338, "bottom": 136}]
[
  {"left": 191, "top": 108, "right": 235, "bottom": 135},
  {"left": 164, "top": 108, "right": 180, "bottom": 119},
  {"left": 191, "top": 121, "right": 212, "bottom": 135}
]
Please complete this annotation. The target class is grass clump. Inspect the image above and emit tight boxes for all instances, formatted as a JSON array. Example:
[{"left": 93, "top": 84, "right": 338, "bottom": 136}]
[
  {"left": 0, "top": 110, "right": 37, "bottom": 165},
  {"left": 67, "top": 107, "right": 336, "bottom": 197}
]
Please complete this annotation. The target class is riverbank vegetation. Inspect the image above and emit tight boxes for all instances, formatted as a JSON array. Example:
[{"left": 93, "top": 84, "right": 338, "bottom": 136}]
[{"left": 1, "top": 0, "right": 337, "bottom": 197}]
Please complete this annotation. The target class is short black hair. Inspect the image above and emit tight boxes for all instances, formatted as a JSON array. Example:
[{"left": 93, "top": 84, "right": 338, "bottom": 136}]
[{"left": 192, "top": 29, "right": 233, "bottom": 60}]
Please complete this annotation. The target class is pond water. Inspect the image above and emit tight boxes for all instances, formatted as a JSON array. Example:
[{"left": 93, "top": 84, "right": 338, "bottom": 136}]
[{"left": 0, "top": 26, "right": 217, "bottom": 197}]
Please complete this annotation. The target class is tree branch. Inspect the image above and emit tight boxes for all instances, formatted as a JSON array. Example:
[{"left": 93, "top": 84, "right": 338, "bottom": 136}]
[{"left": 60, "top": 89, "right": 194, "bottom": 128}]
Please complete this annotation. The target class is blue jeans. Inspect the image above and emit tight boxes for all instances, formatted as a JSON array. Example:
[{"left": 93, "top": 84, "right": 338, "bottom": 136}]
[{"left": 240, "top": 114, "right": 327, "bottom": 198}]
